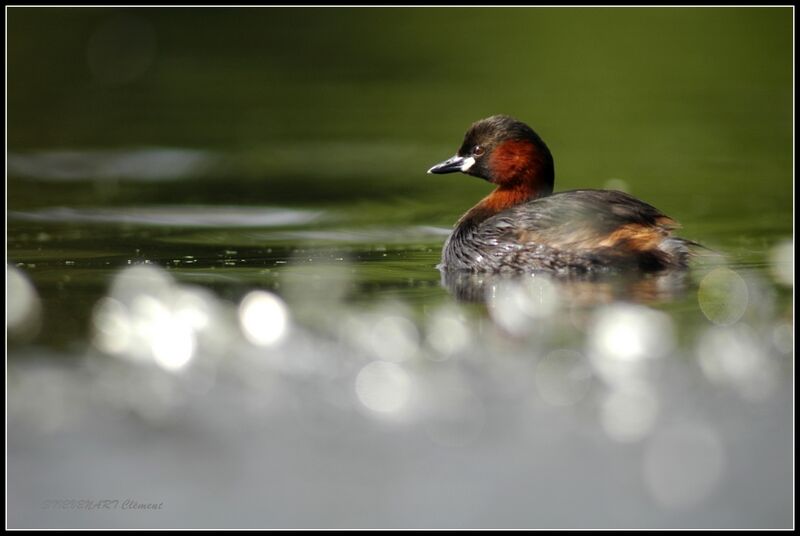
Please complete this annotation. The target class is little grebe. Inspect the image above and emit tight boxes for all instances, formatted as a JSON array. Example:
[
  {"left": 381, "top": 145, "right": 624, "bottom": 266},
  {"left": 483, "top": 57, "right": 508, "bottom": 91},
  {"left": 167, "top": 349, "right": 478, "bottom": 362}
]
[{"left": 428, "top": 115, "right": 696, "bottom": 273}]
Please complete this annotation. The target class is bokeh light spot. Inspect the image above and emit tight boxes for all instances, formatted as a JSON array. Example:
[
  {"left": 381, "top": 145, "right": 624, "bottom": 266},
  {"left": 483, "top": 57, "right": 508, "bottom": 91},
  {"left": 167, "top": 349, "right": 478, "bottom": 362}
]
[
  {"left": 355, "top": 361, "right": 411, "bottom": 414},
  {"left": 697, "top": 267, "right": 748, "bottom": 326},
  {"left": 768, "top": 239, "right": 793, "bottom": 287},
  {"left": 369, "top": 314, "right": 419, "bottom": 362},
  {"left": 487, "top": 276, "right": 560, "bottom": 336},
  {"left": 7, "top": 264, "right": 42, "bottom": 340},
  {"left": 587, "top": 303, "right": 674, "bottom": 386},
  {"left": 697, "top": 325, "right": 777, "bottom": 400},
  {"left": 239, "top": 291, "right": 290, "bottom": 347},
  {"left": 91, "top": 297, "right": 133, "bottom": 356},
  {"left": 426, "top": 305, "right": 471, "bottom": 359}
]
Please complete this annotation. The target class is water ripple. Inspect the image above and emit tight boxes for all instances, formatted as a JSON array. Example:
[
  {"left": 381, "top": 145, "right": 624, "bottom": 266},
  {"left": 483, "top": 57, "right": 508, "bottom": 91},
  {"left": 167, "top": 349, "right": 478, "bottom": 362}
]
[
  {"left": 8, "top": 148, "right": 215, "bottom": 182},
  {"left": 8, "top": 206, "right": 323, "bottom": 228}
]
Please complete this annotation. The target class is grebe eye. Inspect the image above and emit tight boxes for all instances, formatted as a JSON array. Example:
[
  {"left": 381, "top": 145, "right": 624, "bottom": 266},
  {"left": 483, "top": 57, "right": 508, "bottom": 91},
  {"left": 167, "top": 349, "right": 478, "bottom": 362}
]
[{"left": 473, "top": 145, "right": 485, "bottom": 156}]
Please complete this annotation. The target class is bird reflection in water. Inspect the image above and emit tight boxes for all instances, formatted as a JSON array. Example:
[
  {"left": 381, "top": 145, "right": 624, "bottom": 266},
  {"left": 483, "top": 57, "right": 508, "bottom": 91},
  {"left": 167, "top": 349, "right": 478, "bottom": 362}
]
[{"left": 440, "top": 267, "right": 690, "bottom": 305}]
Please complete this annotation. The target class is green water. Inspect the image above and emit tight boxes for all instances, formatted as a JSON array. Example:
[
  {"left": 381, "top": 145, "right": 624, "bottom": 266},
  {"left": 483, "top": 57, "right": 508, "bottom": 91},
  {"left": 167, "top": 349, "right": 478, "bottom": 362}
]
[
  {"left": 6, "top": 7, "right": 794, "bottom": 529},
  {"left": 7, "top": 7, "right": 794, "bottom": 348}
]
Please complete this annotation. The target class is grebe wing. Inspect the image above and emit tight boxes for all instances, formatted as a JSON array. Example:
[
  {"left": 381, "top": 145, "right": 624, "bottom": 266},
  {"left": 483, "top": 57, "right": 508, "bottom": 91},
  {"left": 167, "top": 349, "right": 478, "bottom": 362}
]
[{"left": 483, "top": 189, "right": 679, "bottom": 247}]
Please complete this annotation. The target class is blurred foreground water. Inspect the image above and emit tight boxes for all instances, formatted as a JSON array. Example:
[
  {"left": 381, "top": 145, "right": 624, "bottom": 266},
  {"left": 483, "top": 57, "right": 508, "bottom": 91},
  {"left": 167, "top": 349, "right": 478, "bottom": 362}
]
[{"left": 7, "top": 230, "right": 794, "bottom": 528}]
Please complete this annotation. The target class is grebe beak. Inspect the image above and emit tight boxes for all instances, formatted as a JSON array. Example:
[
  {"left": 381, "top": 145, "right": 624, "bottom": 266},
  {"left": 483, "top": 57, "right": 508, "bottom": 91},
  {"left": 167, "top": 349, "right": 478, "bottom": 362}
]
[{"left": 427, "top": 155, "right": 469, "bottom": 174}]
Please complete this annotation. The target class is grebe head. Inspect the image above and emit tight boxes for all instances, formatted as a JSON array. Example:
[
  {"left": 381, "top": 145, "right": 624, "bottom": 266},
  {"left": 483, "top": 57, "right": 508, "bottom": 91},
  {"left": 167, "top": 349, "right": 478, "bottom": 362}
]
[{"left": 427, "top": 115, "right": 555, "bottom": 197}]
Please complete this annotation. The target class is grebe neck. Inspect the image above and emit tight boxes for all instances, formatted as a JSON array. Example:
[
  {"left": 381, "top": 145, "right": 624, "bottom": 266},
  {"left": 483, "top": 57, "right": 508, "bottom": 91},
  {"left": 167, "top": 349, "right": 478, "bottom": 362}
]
[{"left": 458, "top": 182, "right": 543, "bottom": 227}]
